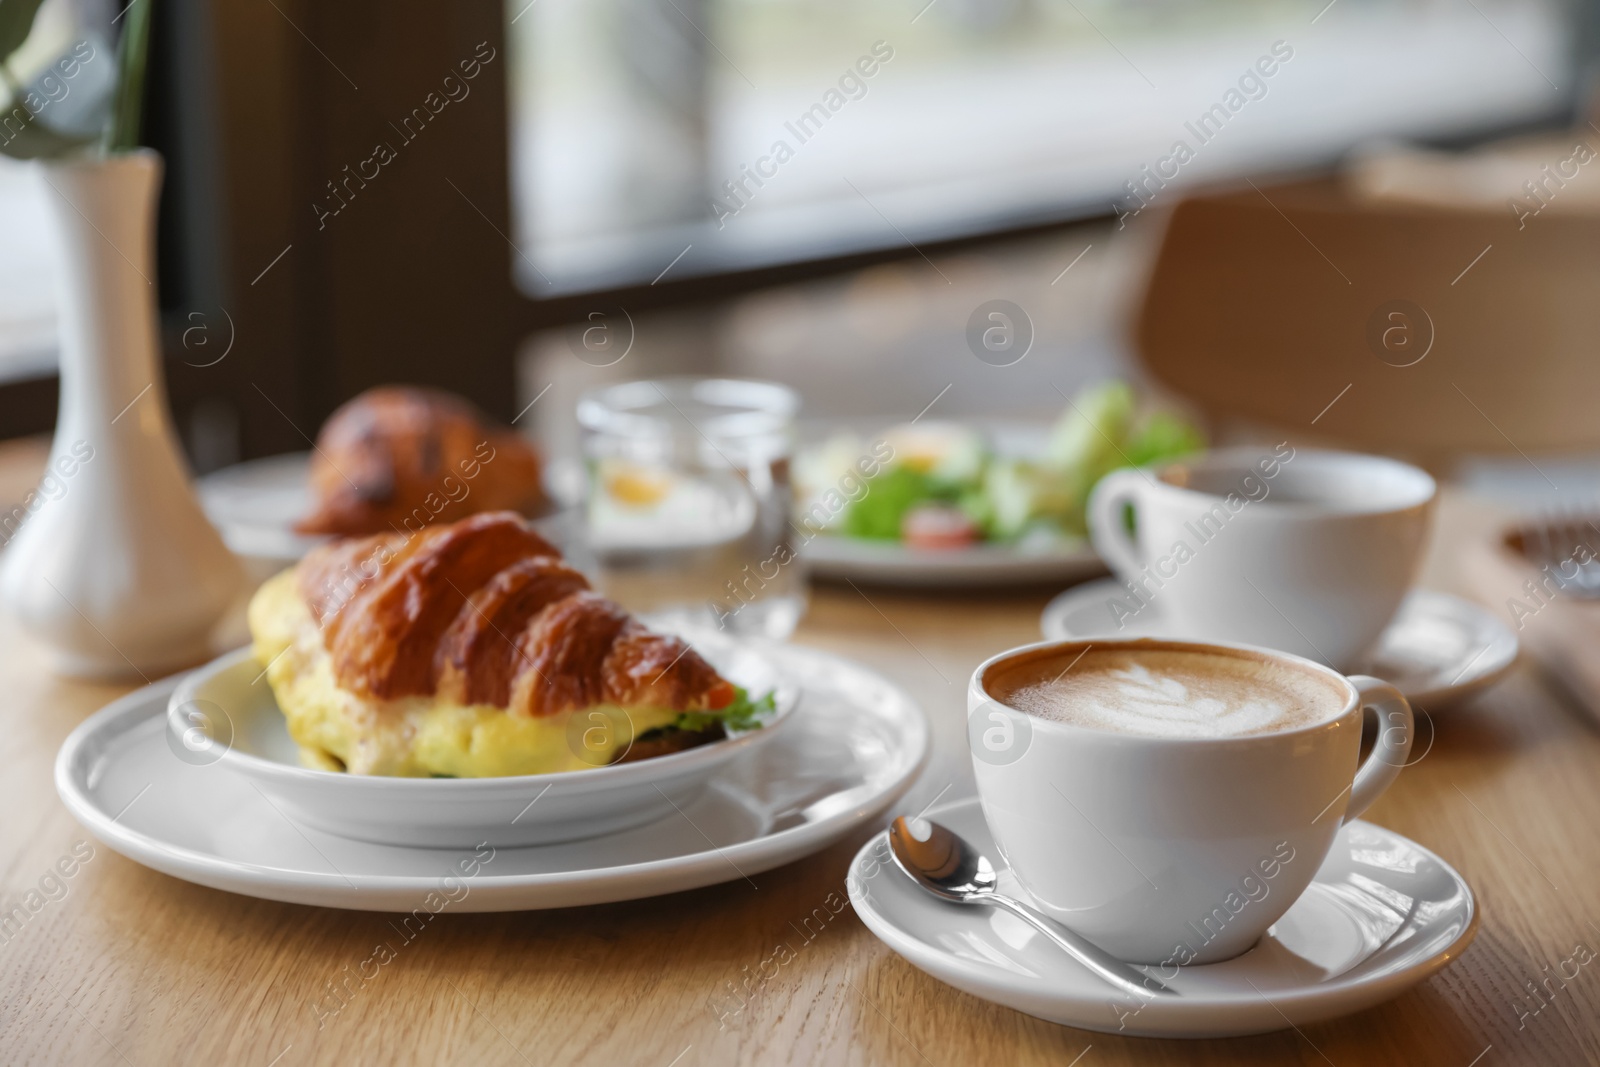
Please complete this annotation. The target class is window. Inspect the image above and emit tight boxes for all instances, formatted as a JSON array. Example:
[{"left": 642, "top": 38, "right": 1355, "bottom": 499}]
[
  {"left": 511, "top": 0, "right": 1570, "bottom": 296},
  {"left": 0, "top": 163, "right": 57, "bottom": 382},
  {"left": 0, "top": 0, "right": 122, "bottom": 385}
]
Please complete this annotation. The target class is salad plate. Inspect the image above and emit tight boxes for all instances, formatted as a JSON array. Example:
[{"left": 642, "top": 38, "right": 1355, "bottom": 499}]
[
  {"left": 56, "top": 641, "right": 930, "bottom": 911},
  {"left": 794, "top": 383, "right": 1200, "bottom": 588},
  {"left": 802, "top": 534, "right": 1103, "bottom": 588},
  {"left": 849, "top": 797, "right": 1477, "bottom": 1038}
]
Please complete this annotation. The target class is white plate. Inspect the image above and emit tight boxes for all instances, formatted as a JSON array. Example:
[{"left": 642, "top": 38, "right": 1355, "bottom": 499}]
[
  {"left": 848, "top": 797, "right": 1477, "bottom": 1038},
  {"left": 1041, "top": 581, "right": 1517, "bottom": 709},
  {"left": 168, "top": 630, "right": 800, "bottom": 848},
  {"left": 197, "top": 452, "right": 321, "bottom": 563},
  {"left": 796, "top": 418, "right": 1105, "bottom": 589},
  {"left": 197, "top": 453, "right": 586, "bottom": 566},
  {"left": 802, "top": 535, "right": 1104, "bottom": 589},
  {"left": 56, "top": 643, "right": 929, "bottom": 911}
]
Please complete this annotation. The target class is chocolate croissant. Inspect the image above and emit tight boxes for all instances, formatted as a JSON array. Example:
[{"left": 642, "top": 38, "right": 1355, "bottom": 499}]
[
  {"left": 295, "top": 386, "right": 547, "bottom": 538},
  {"left": 248, "top": 512, "right": 753, "bottom": 777}
]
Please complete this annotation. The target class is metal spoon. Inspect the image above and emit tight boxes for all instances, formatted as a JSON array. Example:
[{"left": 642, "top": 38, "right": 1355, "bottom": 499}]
[{"left": 889, "top": 816, "right": 1176, "bottom": 1000}]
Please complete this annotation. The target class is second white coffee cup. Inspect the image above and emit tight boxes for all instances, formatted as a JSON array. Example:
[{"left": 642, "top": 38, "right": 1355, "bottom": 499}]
[{"left": 1087, "top": 446, "right": 1435, "bottom": 670}]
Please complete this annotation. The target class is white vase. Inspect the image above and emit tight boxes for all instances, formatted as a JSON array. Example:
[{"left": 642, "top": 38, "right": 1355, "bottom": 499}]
[{"left": 0, "top": 149, "right": 244, "bottom": 678}]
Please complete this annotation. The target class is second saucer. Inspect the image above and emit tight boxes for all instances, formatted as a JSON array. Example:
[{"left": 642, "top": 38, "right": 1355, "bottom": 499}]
[{"left": 1041, "top": 580, "right": 1516, "bottom": 709}]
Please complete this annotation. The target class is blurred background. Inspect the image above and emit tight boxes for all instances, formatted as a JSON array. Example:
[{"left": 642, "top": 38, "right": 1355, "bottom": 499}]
[{"left": 0, "top": 0, "right": 1594, "bottom": 499}]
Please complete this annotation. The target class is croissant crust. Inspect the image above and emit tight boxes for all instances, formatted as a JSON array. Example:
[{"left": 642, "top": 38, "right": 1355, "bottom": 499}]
[
  {"left": 295, "top": 386, "right": 547, "bottom": 537},
  {"left": 296, "top": 512, "right": 733, "bottom": 717}
]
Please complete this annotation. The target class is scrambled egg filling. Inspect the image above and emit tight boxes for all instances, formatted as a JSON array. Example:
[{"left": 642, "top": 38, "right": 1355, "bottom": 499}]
[{"left": 247, "top": 570, "right": 682, "bottom": 777}]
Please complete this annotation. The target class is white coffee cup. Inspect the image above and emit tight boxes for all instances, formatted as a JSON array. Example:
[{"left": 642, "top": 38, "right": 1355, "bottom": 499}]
[
  {"left": 968, "top": 636, "right": 1413, "bottom": 966},
  {"left": 1086, "top": 446, "right": 1436, "bottom": 670}
]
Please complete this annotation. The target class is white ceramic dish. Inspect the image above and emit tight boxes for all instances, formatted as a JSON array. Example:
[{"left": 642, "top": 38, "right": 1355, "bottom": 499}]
[
  {"left": 848, "top": 797, "right": 1477, "bottom": 1038},
  {"left": 196, "top": 452, "right": 322, "bottom": 563},
  {"left": 802, "top": 534, "right": 1103, "bottom": 589},
  {"left": 1040, "top": 581, "right": 1517, "bottom": 709},
  {"left": 197, "top": 452, "right": 586, "bottom": 566},
  {"left": 56, "top": 642, "right": 929, "bottom": 910},
  {"left": 166, "top": 630, "right": 799, "bottom": 848},
  {"left": 796, "top": 418, "right": 1105, "bottom": 589}
]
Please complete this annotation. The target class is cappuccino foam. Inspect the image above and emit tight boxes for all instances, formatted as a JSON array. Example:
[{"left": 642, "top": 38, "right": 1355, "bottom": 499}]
[{"left": 991, "top": 646, "right": 1345, "bottom": 739}]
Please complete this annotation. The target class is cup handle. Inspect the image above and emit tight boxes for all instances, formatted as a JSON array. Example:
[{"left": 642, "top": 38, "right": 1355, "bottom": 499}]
[
  {"left": 1087, "top": 468, "right": 1148, "bottom": 580},
  {"left": 1342, "top": 675, "right": 1414, "bottom": 824}
]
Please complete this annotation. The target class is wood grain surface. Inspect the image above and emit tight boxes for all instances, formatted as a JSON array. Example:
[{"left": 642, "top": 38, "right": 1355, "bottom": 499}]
[{"left": 1, "top": 482, "right": 1597, "bottom": 1067}]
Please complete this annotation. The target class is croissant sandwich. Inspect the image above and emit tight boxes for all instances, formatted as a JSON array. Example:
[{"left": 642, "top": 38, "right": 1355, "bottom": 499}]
[{"left": 248, "top": 512, "right": 771, "bottom": 777}]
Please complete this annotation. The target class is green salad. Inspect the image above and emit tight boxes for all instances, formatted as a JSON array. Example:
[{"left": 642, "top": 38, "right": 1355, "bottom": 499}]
[{"left": 793, "top": 381, "right": 1203, "bottom": 549}]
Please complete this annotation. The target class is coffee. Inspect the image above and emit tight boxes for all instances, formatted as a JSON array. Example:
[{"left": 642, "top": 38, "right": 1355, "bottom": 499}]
[{"left": 988, "top": 644, "right": 1345, "bottom": 739}]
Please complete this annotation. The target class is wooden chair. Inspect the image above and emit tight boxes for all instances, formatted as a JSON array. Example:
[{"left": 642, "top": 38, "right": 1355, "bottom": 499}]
[{"left": 1131, "top": 175, "right": 1600, "bottom": 468}]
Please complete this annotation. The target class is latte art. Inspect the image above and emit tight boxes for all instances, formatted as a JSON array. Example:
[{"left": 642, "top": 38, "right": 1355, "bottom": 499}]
[{"left": 991, "top": 646, "right": 1344, "bottom": 739}]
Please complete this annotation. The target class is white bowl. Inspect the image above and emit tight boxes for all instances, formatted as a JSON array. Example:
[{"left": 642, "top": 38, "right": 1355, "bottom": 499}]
[{"left": 167, "top": 631, "right": 798, "bottom": 849}]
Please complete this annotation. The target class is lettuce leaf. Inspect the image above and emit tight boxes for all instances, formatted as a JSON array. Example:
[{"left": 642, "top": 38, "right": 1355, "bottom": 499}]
[
  {"left": 1045, "top": 380, "right": 1135, "bottom": 476},
  {"left": 1123, "top": 410, "right": 1205, "bottom": 468},
  {"left": 841, "top": 466, "right": 943, "bottom": 540},
  {"left": 672, "top": 686, "right": 776, "bottom": 735}
]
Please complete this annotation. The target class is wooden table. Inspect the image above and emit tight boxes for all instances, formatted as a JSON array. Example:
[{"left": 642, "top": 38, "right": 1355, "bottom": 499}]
[{"left": 2, "top": 463, "right": 1598, "bottom": 1066}]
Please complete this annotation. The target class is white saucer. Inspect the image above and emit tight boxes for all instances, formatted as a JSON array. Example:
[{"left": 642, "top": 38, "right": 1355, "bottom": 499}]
[
  {"left": 56, "top": 644, "right": 929, "bottom": 911},
  {"left": 1041, "top": 581, "right": 1517, "bottom": 708},
  {"left": 848, "top": 797, "right": 1477, "bottom": 1038}
]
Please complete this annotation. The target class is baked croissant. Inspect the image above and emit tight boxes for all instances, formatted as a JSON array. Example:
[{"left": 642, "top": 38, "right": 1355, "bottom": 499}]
[
  {"left": 248, "top": 512, "right": 762, "bottom": 777},
  {"left": 295, "top": 386, "right": 547, "bottom": 537}
]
